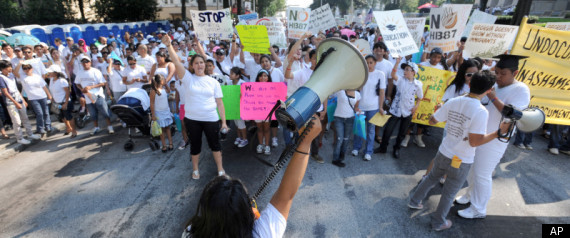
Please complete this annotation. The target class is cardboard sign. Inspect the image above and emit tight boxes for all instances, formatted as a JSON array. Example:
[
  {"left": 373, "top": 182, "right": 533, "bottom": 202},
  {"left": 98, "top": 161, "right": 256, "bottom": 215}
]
[
  {"left": 256, "top": 17, "right": 288, "bottom": 48},
  {"left": 238, "top": 13, "right": 259, "bottom": 23},
  {"left": 412, "top": 66, "right": 455, "bottom": 128},
  {"left": 428, "top": 4, "right": 472, "bottom": 53},
  {"left": 405, "top": 17, "right": 427, "bottom": 48},
  {"left": 236, "top": 25, "right": 271, "bottom": 54},
  {"left": 462, "top": 10, "right": 497, "bottom": 37},
  {"left": 369, "top": 113, "right": 391, "bottom": 127},
  {"left": 511, "top": 18, "right": 570, "bottom": 125},
  {"left": 240, "top": 82, "right": 287, "bottom": 120},
  {"left": 221, "top": 85, "right": 241, "bottom": 120},
  {"left": 353, "top": 39, "right": 372, "bottom": 56},
  {"left": 190, "top": 8, "right": 233, "bottom": 41},
  {"left": 287, "top": 7, "right": 311, "bottom": 39},
  {"left": 373, "top": 10, "right": 419, "bottom": 57},
  {"left": 308, "top": 4, "right": 337, "bottom": 34},
  {"left": 545, "top": 22, "right": 570, "bottom": 31},
  {"left": 464, "top": 23, "right": 519, "bottom": 59}
]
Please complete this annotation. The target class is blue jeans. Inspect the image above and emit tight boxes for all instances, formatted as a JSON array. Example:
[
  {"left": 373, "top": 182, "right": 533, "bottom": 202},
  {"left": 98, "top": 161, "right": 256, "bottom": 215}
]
[
  {"left": 548, "top": 125, "right": 568, "bottom": 149},
  {"left": 86, "top": 96, "right": 111, "bottom": 122},
  {"left": 352, "top": 110, "right": 378, "bottom": 155},
  {"left": 282, "top": 126, "right": 293, "bottom": 146},
  {"left": 513, "top": 129, "right": 533, "bottom": 146},
  {"left": 333, "top": 117, "right": 353, "bottom": 162},
  {"left": 29, "top": 98, "right": 51, "bottom": 132}
]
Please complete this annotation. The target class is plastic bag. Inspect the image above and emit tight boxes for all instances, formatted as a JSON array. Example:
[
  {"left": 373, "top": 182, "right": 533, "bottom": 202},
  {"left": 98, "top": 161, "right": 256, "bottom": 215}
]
[
  {"left": 173, "top": 113, "right": 183, "bottom": 131},
  {"left": 151, "top": 120, "right": 162, "bottom": 137},
  {"left": 353, "top": 113, "right": 366, "bottom": 139},
  {"left": 326, "top": 97, "right": 337, "bottom": 123}
]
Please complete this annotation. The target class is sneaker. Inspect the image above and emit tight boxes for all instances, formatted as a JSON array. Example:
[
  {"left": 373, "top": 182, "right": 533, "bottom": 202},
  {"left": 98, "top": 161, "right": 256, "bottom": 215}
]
[
  {"left": 525, "top": 144, "right": 533, "bottom": 150},
  {"left": 256, "top": 144, "right": 264, "bottom": 154},
  {"left": 363, "top": 154, "right": 372, "bottom": 161},
  {"left": 401, "top": 135, "right": 410, "bottom": 147},
  {"left": 271, "top": 137, "right": 278, "bottom": 147},
  {"left": 218, "top": 170, "right": 226, "bottom": 176},
  {"left": 238, "top": 139, "right": 249, "bottom": 148},
  {"left": 122, "top": 122, "right": 127, "bottom": 128},
  {"left": 108, "top": 126, "right": 114, "bottom": 134},
  {"left": 439, "top": 177, "right": 446, "bottom": 184},
  {"left": 17, "top": 138, "right": 31, "bottom": 145},
  {"left": 332, "top": 160, "right": 346, "bottom": 167},
  {"left": 28, "top": 134, "right": 41, "bottom": 140},
  {"left": 414, "top": 135, "right": 425, "bottom": 148},
  {"left": 264, "top": 145, "right": 271, "bottom": 155},
  {"left": 433, "top": 219, "right": 452, "bottom": 231},
  {"left": 407, "top": 201, "right": 423, "bottom": 210},
  {"left": 458, "top": 207, "right": 486, "bottom": 219},
  {"left": 351, "top": 150, "right": 358, "bottom": 156},
  {"left": 560, "top": 148, "right": 570, "bottom": 155},
  {"left": 39, "top": 129, "right": 47, "bottom": 134},
  {"left": 311, "top": 154, "right": 325, "bottom": 164},
  {"left": 91, "top": 127, "right": 101, "bottom": 136},
  {"left": 455, "top": 195, "right": 470, "bottom": 205},
  {"left": 515, "top": 144, "right": 526, "bottom": 149},
  {"left": 234, "top": 137, "right": 242, "bottom": 145},
  {"left": 549, "top": 147, "right": 559, "bottom": 155}
]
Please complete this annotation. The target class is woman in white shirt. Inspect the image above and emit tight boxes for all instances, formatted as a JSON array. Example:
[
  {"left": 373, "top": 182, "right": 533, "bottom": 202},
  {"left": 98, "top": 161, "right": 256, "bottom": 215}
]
[
  {"left": 260, "top": 54, "right": 284, "bottom": 148},
  {"left": 122, "top": 55, "right": 148, "bottom": 90},
  {"left": 149, "top": 51, "right": 175, "bottom": 82},
  {"left": 14, "top": 61, "right": 53, "bottom": 134},
  {"left": 49, "top": 47, "right": 68, "bottom": 78},
  {"left": 106, "top": 58, "right": 127, "bottom": 100},
  {"left": 332, "top": 90, "right": 360, "bottom": 167},
  {"left": 441, "top": 59, "right": 478, "bottom": 103},
  {"left": 47, "top": 65, "right": 77, "bottom": 137}
]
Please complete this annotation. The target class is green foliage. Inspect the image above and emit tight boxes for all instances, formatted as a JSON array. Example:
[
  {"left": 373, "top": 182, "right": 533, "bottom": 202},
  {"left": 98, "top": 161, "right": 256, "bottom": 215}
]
[
  {"left": 0, "top": 0, "right": 22, "bottom": 27},
  {"left": 537, "top": 17, "right": 570, "bottom": 23},
  {"left": 0, "top": 0, "right": 77, "bottom": 27},
  {"left": 309, "top": 0, "right": 367, "bottom": 15},
  {"left": 496, "top": 15, "right": 538, "bottom": 25},
  {"left": 400, "top": 0, "right": 419, "bottom": 13},
  {"left": 94, "top": 0, "right": 160, "bottom": 22},
  {"left": 257, "top": 0, "right": 286, "bottom": 17}
]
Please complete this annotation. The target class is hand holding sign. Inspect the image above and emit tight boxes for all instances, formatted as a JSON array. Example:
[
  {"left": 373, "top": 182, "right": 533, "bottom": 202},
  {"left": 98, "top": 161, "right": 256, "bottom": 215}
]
[{"left": 236, "top": 25, "right": 271, "bottom": 54}]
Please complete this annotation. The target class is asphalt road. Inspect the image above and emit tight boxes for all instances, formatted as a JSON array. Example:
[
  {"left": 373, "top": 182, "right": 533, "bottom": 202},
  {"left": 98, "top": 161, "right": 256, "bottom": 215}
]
[{"left": 0, "top": 123, "right": 569, "bottom": 237}]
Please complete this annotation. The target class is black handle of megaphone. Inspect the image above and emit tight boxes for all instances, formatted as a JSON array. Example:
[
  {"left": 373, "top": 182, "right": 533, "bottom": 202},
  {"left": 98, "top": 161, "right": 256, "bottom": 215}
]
[{"left": 497, "top": 115, "right": 515, "bottom": 143}]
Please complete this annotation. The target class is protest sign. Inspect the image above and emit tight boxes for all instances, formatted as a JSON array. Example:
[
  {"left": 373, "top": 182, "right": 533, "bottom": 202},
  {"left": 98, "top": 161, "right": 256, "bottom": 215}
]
[
  {"left": 412, "top": 66, "right": 455, "bottom": 128},
  {"left": 544, "top": 22, "right": 570, "bottom": 31},
  {"left": 221, "top": 85, "right": 241, "bottom": 120},
  {"left": 428, "top": 4, "right": 472, "bottom": 53},
  {"left": 464, "top": 23, "right": 518, "bottom": 59},
  {"left": 255, "top": 17, "right": 288, "bottom": 48},
  {"left": 236, "top": 25, "right": 270, "bottom": 54},
  {"left": 353, "top": 39, "right": 372, "bottom": 56},
  {"left": 190, "top": 8, "right": 233, "bottom": 41},
  {"left": 240, "top": 82, "right": 287, "bottom": 120},
  {"left": 369, "top": 113, "right": 391, "bottom": 127},
  {"left": 462, "top": 10, "right": 497, "bottom": 37},
  {"left": 405, "top": 17, "right": 426, "bottom": 48},
  {"left": 308, "top": 4, "right": 337, "bottom": 34},
  {"left": 336, "top": 18, "right": 345, "bottom": 27},
  {"left": 373, "top": 10, "right": 419, "bottom": 57},
  {"left": 511, "top": 17, "right": 570, "bottom": 125},
  {"left": 238, "top": 13, "right": 258, "bottom": 23},
  {"left": 287, "top": 7, "right": 311, "bottom": 39}
]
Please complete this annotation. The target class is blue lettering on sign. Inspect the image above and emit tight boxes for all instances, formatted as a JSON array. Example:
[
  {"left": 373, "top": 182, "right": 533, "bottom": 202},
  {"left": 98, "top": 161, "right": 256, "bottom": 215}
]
[{"left": 199, "top": 12, "right": 226, "bottom": 23}]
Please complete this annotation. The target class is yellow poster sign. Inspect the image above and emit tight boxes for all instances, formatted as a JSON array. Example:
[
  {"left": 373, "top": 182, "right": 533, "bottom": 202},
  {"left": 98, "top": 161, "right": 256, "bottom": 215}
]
[
  {"left": 236, "top": 25, "right": 271, "bottom": 54},
  {"left": 511, "top": 17, "right": 570, "bottom": 126},
  {"left": 412, "top": 66, "right": 455, "bottom": 128}
]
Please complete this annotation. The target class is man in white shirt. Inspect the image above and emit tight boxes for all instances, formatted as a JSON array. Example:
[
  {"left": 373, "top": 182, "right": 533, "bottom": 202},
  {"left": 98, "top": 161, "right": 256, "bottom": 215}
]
[
  {"left": 409, "top": 70, "right": 505, "bottom": 231},
  {"left": 123, "top": 55, "right": 148, "bottom": 90},
  {"left": 420, "top": 47, "right": 445, "bottom": 70},
  {"left": 173, "top": 27, "right": 186, "bottom": 42},
  {"left": 54, "top": 38, "right": 65, "bottom": 56},
  {"left": 62, "top": 37, "right": 75, "bottom": 61},
  {"left": 1, "top": 44, "right": 16, "bottom": 61},
  {"left": 373, "top": 42, "right": 394, "bottom": 142},
  {"left": 74, "top": 55, "right": 114, "bottom": 135},
  {"left": 136, "top": 44, "right": 156, "bottom": 76},
  {"left": 17, "top": 46, "right": 47, "bottom": 81}
]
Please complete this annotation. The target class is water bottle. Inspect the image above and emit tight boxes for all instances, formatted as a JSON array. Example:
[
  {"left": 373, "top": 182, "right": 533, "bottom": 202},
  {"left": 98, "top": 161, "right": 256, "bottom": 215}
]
[
  {"left": 57, "top": 104, "right": 62, "bottom": 110},
  {"left": 220, "top": 128, "right": 228, "bottom": 141}
]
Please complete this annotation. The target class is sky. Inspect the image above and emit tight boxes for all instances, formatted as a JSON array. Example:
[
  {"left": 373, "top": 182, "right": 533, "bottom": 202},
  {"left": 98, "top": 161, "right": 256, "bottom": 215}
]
[{"left": 287, "top": 0, "right": 313, "bottom": 8}]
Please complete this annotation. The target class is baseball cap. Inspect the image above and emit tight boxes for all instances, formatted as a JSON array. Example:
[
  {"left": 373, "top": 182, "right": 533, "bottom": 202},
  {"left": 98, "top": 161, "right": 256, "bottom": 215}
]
[
  {"left": 14, "top": 47, "right": 21, "bottom": 51},
  {"left": 113, "top": 59, "right": 123, "bottom": 65},
  {"left": 215, "top": 48, "right": 225, "bottom": 55},
  {"left": 141, "top": 39, "right": 149, "bottom": 45},
  {"left": 79, "top": 54, "right": 91, "bottom": 62},
  {"left": 401, "top": 62, "right": 419, "bottom": 73},
  {"left": 47, "top": 65, "right": 62, "bottom": 73},
  {"left": 158, "top": 44, "right": 167, "bottom": 49},
  {"left": 96, "top": 53, "right": 103, "bottom": 58},
  {"left": 430, "top": 47, "right": 443, "bottom": 55},
  {"left": 177, "top": 27, "right": 183, "bottom": 31},
  {"left": 66, "top": 37, "right": 73, "bottom": 41},
  {"left": 22, "top": 60, "right": 34, "bottom": 66},
  {"left": 149, "top": 38, "right": 157, "bottom": 42}
]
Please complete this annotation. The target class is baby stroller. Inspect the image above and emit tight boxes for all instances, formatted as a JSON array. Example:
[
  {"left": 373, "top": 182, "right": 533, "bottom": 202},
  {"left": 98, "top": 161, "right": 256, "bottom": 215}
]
[{"left": 110, "top": 86, "right": 160, "bottom": 151}]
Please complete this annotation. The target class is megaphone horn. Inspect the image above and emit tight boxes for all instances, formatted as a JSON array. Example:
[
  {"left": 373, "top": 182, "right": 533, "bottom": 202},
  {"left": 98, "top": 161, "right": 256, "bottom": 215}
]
[
  {"left": 275, "top": 38, "right": 368, "bottom": 131},
  {"left": 516, "top": 107, "right": 546, "bottom": 133}
]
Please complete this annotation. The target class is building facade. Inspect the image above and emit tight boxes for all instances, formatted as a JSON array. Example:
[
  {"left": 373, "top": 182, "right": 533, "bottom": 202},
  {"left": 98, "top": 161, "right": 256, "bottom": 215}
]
[
  {"left": 475, "top": 0, "right": 569, "bottom": 16},
  {"left": 157, "top": 0, "right": 229, "bottom": 20}
]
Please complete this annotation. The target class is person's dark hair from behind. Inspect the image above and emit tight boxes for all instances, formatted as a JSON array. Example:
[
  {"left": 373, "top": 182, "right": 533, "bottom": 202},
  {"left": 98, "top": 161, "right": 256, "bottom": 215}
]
[
  {"left": 0, "top": 60, "right": 11, "bottom": 70},
  {"left": 365, "top": 54, "right": 377, "bottom": 61},
  {"left": 187, "top": 175, "right": 254, "bottom": 238},
  {"left": 369, "top": 29, "right": 375, "bottom": 35},
  {"left": 286, "top": 40, "right": 296, "bottom": 54},
  {"left": 301, "top": 46, "right": 311, "bottom": 53},
  {"left": 469, "top": 70, "right": 496, "bottom": 95},
  {"left": 472, "top": 57, "right": 484, "bottom": 70},
  {"left": 341, "top": 35, "right": 348, "bottom": 41},
  {"left": 230, "top": 66, "right": 242, "bottom": 79},
  {"left": 308, "top": 49, "right": 317, "bottom": 59},
  {"left": 272, "top": 45, "right": 279, "bottom": 54},
  {"left": 349, "top": 35, "right": 357, "bottom": 40},
  {"left": 126, "top": 55, "right": 136, "bottom": 62},
  {"left": 446, "top": 59, "right": 479, "bottom": 94}
]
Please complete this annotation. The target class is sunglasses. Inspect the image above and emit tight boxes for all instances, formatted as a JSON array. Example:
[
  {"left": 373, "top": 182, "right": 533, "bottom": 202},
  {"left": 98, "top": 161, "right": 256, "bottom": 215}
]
[
  {"left": 465, "top": 73, "right": 475, "bottom": 77},
  {"left": 24, "top": 51, "right": 32, "bottom": 54},
  {"left": 102, "top": 52, "right": 109, "bottom": 55},
  {"left": 216, "top": 53, "right": 224, "bottom": 56},
  {"left": 22, "top": 67, "right": 32, "bottom": 70},
  {"left": 129, "top": 63, "right": 136, "bottom": 66},
  {"left": 81, "top": 60, "right": 90, "bottom": 63}
]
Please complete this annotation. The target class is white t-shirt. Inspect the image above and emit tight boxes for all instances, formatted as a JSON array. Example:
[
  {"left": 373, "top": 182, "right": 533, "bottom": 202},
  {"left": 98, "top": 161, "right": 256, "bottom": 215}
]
[
  {"left": 74, "top": 67, "right": 106, "bottom": 104},
  {"left": 20, "top": 74, "right": 47, "bottom": 100},
  {"left": 389, "top": 78, "right": 423, "bottom": 117},
  {"left": 434, "top": 96, "right": 488, "bottom": 163},
  {"left": 269, "top": 67, "right": 285, "bottom": 83},
  {"left": 244, "top": 58, "right": 262, "bottom": 81},
  {"left": 180, "top": 72, "right": 223, "bottom": 122},
  {"left": 212, "top": 56, "right": 233, "bottom": 76},
  {"left": 287, "top": 67, "right": 312, "bottom": 97},
  {"left": 359, "top": 70, "right": 386, "bottom": 111},
  {"left": 62, "top": 47, "right": 72, "bottom": 61},
  {"left": 252, "top": 203, "right": 287, "bottom": 238},
  {"left": 18, "top": 58, "right": 47, "bottom": 80},
  {"left": 374, "top": 59, "right": 394, "bottom": 88},
  {"left": 334, "top": 90, "right": 360, "bottom": 118},
  {"left": 109, "top": 67, "right": 127, "bottom": 93},
  {"left": 123, "top": 65, "right": 147, "bottom": 90},
  {"left": 0, "top": 74, "right": 20, "bottom": 96},
  {"left": 153, "top": 88, "right": 170, "bottom": 112},
  {"left": 420, "top": 61, "right": 445, "bottom": 70},
  {"left": 96, "top": 61, "right": 109, "bottom": 76},
  {"left": 441, "top": 84, "right": 469, "bottom": 102},
  {"left": 49, "top": 78, "right": 70, "bottom": 103},
  {"left": 119, "top": 88, "right": 151, "bottom": 111},
  {"left": 136, "top": 55, "right": 156, "bottom": 74}
]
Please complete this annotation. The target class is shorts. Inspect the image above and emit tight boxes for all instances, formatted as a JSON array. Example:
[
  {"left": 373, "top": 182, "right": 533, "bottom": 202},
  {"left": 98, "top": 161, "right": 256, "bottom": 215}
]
[
  {"left": 184, "top": 118, "right": 221, "bottom": 155},
  {"left": 86, "top": 96, "right": 111, "bottom": 120},
  {"left": 59, "top": 100, "right": 74, "bottom": 121}
]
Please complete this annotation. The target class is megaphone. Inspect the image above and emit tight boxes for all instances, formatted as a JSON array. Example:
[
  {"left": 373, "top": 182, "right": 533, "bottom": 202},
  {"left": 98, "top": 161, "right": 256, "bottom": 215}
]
[
  {"left": 498, "top": 104, "right": 545, "bottom": 142},
  {"left": 275, "top": 38, "right": 368, "bottom": 131}
]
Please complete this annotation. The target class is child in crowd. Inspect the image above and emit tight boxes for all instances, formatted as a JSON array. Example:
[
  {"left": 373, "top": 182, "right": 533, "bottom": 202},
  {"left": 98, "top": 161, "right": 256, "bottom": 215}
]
[
  {"left": 229, "top": 67, "right": 248, "bottom": 148},
  {"left": 150, "top": 74, "right": 173, "bottom": 153},
  {"left": 168, "top": 80, "right": 177, "bottom": 114},
  {"left": 255, "top": 69, "right": 273, "bottom": 155}
]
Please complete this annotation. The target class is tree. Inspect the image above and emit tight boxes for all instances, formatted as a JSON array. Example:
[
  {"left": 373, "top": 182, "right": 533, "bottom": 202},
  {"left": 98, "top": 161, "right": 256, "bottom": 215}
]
[
  {"left": 24, "top": 0, "right": 72, "bottom": 25},
  {"left": 76, "top": 0, "right": 86, "bottom": 23},
  {"left": 197, "top": 0, "right": 206, "bottom": 10},
  {"left": 182, "top": 0, "right": 186, "bottom": 20},
  {"left": 479, "top": 0, "right": 488, "bottom": 11},
  {"left": 401, "top": 0, "right": 419, "bottom": 13},
  {"left": 0, "top": 0, "right": 22, "bottom": 27},
  {"left": 223, "top": 0, "right": 229, "bottom": 8},
  {"left": 511, "top": 0, "right": 532, "bottom": 25},
  {"left": 257, "top": 0, "right": 286, "bottom": 17},
  {"left": 94, "top": 0, "right": 160, "bottom": 22},
  {"left": 309, "top": 0, "right": 368, "bottom": 15}
]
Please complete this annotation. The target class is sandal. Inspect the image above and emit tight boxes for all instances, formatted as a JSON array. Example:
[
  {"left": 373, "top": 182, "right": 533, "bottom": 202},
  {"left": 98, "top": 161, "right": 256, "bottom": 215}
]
[
  {"left": 70, "top": 133, "right": 77, "bottom": 138},
  {"left": 192, "top": 170, "right": 200, "bottom": 180},
  {"left": 2, "top": 134, "right": 9, "bottom": 139},
  {"left": 161, "top": 146, "right": 168, "bottom": 153},
  {"left": 168, "top": 144, "right": 173, "bottom": 151},
  {"left": 218, "top": 170, "right": 226, "bottom": 176}
]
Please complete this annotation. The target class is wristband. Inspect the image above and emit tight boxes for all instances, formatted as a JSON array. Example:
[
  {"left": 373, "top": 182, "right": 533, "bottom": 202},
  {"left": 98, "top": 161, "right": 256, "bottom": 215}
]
[
  {"left": 490, "top": 97, "right": 497, "bottom": 103},
  {"left": 294, "top": 149, "right": 309, "bottom": 155}
]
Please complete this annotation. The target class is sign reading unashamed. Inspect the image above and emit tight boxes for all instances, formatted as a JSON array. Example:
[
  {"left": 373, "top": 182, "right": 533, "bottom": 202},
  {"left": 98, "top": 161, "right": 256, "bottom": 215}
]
[
  {"left": 464, "top": 23, "right": 519, "bottom": 59},
  {"left": 544, "top": 22, "right": 570, "bottom": 31},
  {"left": 428, "top": 4, "right": 472, "bottom": 53},
  {"left": 190, "top": 8, "right": 233, "bottom": 41},
  {"left": 373, "top": 10, "right": 419, "bottom": 57},
  {"left": 462, "top": 10, "right": 497, "bottom": 37},
  {"left": 287, "top": 7, "right": 311, "bottom": 39},
  {"left": 511, "top": 17, "right": 570, "bottom": 126},
  {"left": 412, "top": 66, "right": 455, "bottom": 128},
  {"left": 256, "top": 17, "right": 288, "bottom": 48},
  {"left": 236, "top": 25, "right": 271, "bottom": 54},
  {"left": 405, "top": 17, "right": 426, "bottom": 48},
  {"left": 308, "top": 4, "right": 337, "bottom": 34},
  {"left": 240, "top": 82, "right": 287, "bottom": 120}
]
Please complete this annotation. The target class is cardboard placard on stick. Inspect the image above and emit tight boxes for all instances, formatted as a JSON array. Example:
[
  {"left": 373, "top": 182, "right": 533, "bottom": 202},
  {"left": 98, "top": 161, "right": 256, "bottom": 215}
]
[{"left": 236, "top": 25, "right": 271, "bottom": 54}]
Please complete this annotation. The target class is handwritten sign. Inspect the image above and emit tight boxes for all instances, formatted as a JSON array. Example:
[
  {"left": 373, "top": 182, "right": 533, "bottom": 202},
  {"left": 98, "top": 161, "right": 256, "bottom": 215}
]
[
  {"left": 236, "top": 25, "right": 271, "bottom": 54},
  {"left": 374, "top": 10, "right": 419, "bottom": 57},
  {"left": 428, "top": 4, "right": 472, "bottom": 53},
  {"left": 511, "top": 18, "right": 570, "bottom": 125},
  {"left": 190, "top": 8, "right": 233, "bottom": 41},
  {"left": 405, "top": 17, "right": 426, "bottom": 48},
  {"left": 545, "top": 22, "right": 570, "bottom": 31},
  {"left": 369, "top": 113, "right": 391, "bottom": 127},
  {"left": 462, "top": 10, "right": 497, "bottom": 37},
  {"left": 238, "top": 13, "right": 259, "bottom": 23},
  {"left": 255, "top": 17, "right": 288, "bottom": 48},
  {"left": 308, "top": 4, "right": 337, "bottom": 34},
  {"left": 464, "top": 23, "right": 519, "bottom": 59},
  {"left": 412, "top": 66, "right": 455, "bottom": 128},
  {"left": 240, "top": 82, "right": 287, "bottom": 120},
  {"left": 221, "top": 85, "right": 241, "bottom": 120},
  {"left": 287, "top": 7, "right": 311, "bottom": 39}
]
